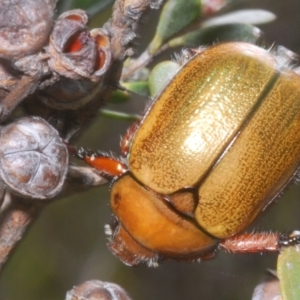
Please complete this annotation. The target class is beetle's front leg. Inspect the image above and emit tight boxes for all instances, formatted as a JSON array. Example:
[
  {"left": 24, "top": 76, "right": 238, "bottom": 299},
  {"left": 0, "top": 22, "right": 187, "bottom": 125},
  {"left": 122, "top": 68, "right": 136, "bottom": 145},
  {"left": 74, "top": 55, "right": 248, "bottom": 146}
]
[
  {"left": 219, "top": 231, "right": 300, "bottom": 254},
  {"left": 75, "top": 147, "right": 128, "bottom": 179},
  {"left": 67, "top": 144, "right": 128, "bottom": 187}
]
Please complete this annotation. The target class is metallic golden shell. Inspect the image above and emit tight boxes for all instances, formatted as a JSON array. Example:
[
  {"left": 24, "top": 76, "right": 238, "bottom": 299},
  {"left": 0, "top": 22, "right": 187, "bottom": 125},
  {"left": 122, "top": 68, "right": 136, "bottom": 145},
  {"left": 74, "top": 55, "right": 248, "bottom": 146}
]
[{"left": 129, "top": 43, "right": 278, "bottom": 194}]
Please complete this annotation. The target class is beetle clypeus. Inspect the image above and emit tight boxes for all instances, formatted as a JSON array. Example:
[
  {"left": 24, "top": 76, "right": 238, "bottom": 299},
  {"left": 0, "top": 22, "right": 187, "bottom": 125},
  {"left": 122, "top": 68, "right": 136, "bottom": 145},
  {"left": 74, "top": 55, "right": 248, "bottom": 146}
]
[{"left": 77, "top": 42, "right": 300, "bottom": 266}]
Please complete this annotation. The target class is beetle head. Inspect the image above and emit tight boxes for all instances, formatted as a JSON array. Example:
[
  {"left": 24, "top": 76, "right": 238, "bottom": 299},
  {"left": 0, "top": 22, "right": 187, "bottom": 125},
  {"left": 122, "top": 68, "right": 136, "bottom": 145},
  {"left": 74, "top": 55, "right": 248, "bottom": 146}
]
[{"left": 106, "top": 174, "right": 217, "bottom": 266}]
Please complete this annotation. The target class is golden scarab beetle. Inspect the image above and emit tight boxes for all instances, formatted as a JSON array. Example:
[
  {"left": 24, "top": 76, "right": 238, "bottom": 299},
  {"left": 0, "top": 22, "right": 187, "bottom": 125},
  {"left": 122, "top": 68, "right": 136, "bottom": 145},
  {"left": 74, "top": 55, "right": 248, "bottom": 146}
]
[{"left": 78, "top": 42, "right": 300, "bottom": 266}]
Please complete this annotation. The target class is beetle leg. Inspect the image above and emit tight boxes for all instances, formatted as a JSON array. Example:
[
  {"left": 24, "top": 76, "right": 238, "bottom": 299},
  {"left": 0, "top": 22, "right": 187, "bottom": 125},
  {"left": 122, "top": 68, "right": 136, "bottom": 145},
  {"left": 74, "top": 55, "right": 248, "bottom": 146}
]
[
  {"left": 219, "top": 232, "right": 280, "bottom": 253},
  {"left": 75, "top": 147, "right": 128, "bottom": 179},
  {"left": 279, "top": 231, "right": 300, "bottom": 247},
  {"left": 106, "top": 217, "right": 162, "bottom": 267},
  {"left": 120, "top": 120, "right": 141, "bottom": 156},
  {"left": 219, "top": 231, "right": 300, "bottom": 254}
]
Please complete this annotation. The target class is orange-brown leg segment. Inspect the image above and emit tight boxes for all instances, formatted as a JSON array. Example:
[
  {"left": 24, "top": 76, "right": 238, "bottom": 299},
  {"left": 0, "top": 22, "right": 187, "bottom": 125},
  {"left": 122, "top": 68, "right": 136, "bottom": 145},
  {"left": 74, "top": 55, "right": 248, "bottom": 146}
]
[
  {"left": 220, "top": 231, "right": 300, "bottom": 253},
  {"left": 76, "top": 148, "right": 128, "bottom": 178}
]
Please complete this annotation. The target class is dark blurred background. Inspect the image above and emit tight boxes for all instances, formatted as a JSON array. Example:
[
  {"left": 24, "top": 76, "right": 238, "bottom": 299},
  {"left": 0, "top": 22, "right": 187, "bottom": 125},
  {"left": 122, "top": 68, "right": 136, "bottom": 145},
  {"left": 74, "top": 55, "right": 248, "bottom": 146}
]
[{"left": 1, "top": 0, "right": 300, "bottom": 299}]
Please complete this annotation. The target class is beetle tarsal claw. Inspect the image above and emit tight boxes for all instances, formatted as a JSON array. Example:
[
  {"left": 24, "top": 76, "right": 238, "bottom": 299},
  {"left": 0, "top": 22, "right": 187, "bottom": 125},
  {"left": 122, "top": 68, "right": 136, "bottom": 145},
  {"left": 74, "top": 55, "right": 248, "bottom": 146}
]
[{"left": 279, "top": 231, "right": 300, "bottom": 247}]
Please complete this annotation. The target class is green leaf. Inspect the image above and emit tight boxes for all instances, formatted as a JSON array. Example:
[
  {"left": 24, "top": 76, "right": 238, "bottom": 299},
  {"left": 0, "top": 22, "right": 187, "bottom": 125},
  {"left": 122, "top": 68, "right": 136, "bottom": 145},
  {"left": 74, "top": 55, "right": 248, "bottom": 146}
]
[
  {"left": 148, "top": 61, "right": 180, "bottom": 97},
  {"left": 148, "top": 0, "right": 201, "bottom": 54},
  {"left": 202, "top": 9, "right": 276, "bottom": 27},
  {"left": 168, "top": 23, "right": 263, "bottom": 48},
  {"left": 110, "top": 82, "right": 149, "bottom": 103},
  {"left": 123, "top": 81, "right": 149, "bottom": 96},
  {"left": 278, "top": 243, "right": 300, "bottom": 300}
]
